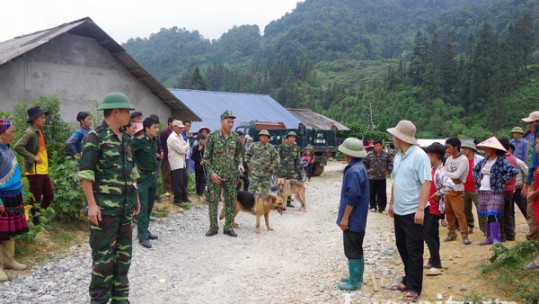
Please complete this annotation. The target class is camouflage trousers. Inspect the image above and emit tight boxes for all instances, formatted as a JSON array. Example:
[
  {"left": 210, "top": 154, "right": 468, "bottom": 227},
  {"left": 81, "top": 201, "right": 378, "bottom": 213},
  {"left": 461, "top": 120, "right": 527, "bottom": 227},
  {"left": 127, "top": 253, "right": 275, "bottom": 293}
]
[
  {"left": 89, "top": 214, "right": 132, "bottom": 304},
  {"left": 248, "top": 175, "right": 271, "bottom": 194},
  {"left": 137, "top": 173, "right": 157, "bottom": 241},
  {"left": 207, "top": 179, "right": 234, "bottom": 232}
]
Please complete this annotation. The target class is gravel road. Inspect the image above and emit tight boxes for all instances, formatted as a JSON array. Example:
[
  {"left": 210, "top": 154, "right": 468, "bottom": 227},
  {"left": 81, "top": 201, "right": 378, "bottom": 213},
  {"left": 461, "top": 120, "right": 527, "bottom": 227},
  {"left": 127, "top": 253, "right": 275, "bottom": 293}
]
[{"left": 0, "top": 161, "right": 408, "bottom": 304}]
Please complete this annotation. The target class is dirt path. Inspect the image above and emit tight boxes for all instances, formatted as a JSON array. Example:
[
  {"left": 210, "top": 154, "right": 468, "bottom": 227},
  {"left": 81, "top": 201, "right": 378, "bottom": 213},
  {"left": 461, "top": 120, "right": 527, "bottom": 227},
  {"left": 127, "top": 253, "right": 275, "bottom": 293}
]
[
  {"left": 135, "top": 160, "right": 523, "bottom": 303},
  {"left": 0, "top": 160, "right": 526, "bottom": 303}
]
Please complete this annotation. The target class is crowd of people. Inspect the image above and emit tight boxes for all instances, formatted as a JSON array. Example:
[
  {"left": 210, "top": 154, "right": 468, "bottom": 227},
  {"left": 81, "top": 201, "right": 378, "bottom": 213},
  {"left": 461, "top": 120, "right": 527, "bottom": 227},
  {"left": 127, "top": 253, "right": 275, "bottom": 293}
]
[
  {"left": 335, "top": 112, "right": 539, "bottom": 302},
  {"left": 1, "top": 91, "right": 539, "bottom": 303},
  {"left": 0, "top": 92, "right": 309, "bottom": 303}
]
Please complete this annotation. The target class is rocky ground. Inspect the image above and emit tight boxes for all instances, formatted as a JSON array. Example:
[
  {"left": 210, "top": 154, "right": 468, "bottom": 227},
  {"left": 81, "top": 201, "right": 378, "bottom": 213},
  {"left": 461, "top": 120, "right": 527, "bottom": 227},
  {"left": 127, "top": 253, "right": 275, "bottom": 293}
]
[{"left": 0, "top": 160, "right": 529, "bottom": 303}]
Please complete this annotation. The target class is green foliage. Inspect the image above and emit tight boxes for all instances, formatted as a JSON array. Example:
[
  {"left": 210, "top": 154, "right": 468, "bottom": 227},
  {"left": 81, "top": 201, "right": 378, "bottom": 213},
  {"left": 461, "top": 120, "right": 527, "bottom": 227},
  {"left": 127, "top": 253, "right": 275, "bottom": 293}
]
[
  {"left": 16, "top": 206, "right": 56, "bottom": 242},
  {"left": 48, "top": 152, "right": 86, "bottom": 222},
  {"left": 339, "top": 122, "right": 390, "bottom": 142},
  {"left": 13, "top": 96, "right": 72, "bottom": 156},
  {"left": 488, "top": 241, "right": 539, "bottom": 267},
  {"left": 482, "top": 241, "right": 539, "bottom": 302},
  {"left": 122, "top": 0, "right": 539, "bottom": 138}
]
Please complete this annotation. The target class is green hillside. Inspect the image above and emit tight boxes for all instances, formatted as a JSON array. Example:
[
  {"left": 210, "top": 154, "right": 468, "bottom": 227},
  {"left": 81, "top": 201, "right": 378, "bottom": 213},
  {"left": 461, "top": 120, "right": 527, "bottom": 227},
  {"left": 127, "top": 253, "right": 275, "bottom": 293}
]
[{"left": 123, "top": 0, "right": 539, "bottom": 139}]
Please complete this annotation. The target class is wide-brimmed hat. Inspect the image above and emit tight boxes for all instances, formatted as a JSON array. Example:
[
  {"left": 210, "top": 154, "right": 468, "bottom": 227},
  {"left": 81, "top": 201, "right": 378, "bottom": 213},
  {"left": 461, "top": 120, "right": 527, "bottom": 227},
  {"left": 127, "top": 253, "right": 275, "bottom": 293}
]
[
  {"left": 387, "top": 120, "right": 417, "bottom": 145},
  {"left": 171, "top": 120, "right": 185, "bottom": 128},
  {"left": 286, "top": 131, "right": 297, "bottom": 138},
  {"left": 198, "top": 126, "right": 210, "bottom": 134},
  {"left": 476, "top": 136, "right": 506, "bottom": 152},
  {"left": 522, "top": 111, "right": 539, "bottom": 123},
  {"left": 511, "top": 127, "right": 524, "bottom": 134},
  {"left": 97, "top": 92, "right": 135, "bottom": 111},
  {"left": 26, "top": 106, "right": 49, "bottom": 123},
  {"left": 461, "top": 141, "right": 478, "bottom": 152},
  {"left": 220, "top": 110, "right": 236, "bottom": 120},
  {"left": 258, "top": 129, "right": 270, "bottom": 137},
  {"left": 338, "top": 137, "right": 367, "bottom": 158}
]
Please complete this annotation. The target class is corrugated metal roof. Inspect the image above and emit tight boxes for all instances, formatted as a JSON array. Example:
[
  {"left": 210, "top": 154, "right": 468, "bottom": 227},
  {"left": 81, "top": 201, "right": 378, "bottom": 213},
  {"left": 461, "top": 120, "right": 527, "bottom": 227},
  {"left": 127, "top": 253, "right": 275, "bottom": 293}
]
[
  {"left": 169, "top": 89, "right": 302, "bottom": 132},
  {"left": 287, "top": 108, "right": 350, "bottom": 131},
  {"left": 0, "top": 17, "right": 200, "bottom": 121}
]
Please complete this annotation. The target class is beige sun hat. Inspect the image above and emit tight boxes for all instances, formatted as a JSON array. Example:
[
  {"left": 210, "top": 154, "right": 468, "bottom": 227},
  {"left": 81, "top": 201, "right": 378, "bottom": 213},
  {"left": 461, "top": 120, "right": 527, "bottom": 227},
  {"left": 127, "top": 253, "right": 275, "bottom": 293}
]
[
  {"left": 338, "top": 137, "right": 367, "bottom": 158},
  {"left": 387, "top": 120, "right": 417, "bottom": 145},
  {"left": 522, "top": 111, "right": 539, "bottom": 123},
  {"left": 476, "top": 136, "right": 507, "bottom": 152}
]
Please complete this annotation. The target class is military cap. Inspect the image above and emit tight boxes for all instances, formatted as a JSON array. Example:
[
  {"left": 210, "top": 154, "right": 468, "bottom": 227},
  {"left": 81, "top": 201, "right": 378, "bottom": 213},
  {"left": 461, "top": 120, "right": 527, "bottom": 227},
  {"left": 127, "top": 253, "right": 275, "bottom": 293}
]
[
  {"left": 258, "top": 129, "right": 270, "bottom": 137},
  {"left": 97, "top": 92, "right": 135, "bottom": 111},
  {"left": 220, "top": 110, "right": 236, "bottom": 120},
  {"left": 511, "top": 127, "right": 524, "bottom": 134},
  {"left": 286, "top": 131, "right": 297, "bottom": 138}
]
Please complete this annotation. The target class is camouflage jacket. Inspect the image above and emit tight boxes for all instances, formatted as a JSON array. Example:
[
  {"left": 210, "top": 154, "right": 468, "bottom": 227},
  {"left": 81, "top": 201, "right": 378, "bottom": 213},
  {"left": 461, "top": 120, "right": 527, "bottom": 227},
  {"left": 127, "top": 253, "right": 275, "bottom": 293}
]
[
  {"left": 132, "top": 133, "right": 158, "bottom": 172},
  {"left": 363, "top": 150, "right": 393, "bottom": 180},
  {"left": 245, "top": 142, "right": 279, "bottom": 177},
  {"left": 276, "top": 142, "right": 301, "bottom": 178},
  {"left": 203, "top": 129, "right": 242, "bottom": 182},
  {"left": 78, "top": 121, "right": 139, "bottom": 216}
]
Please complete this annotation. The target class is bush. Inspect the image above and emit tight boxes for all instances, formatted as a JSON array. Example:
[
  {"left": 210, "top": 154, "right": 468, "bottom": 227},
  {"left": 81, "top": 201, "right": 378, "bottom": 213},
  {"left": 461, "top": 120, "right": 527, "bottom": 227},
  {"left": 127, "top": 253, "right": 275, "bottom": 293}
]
[
  {"left": 48, "top": 151, "right": 86, "bottom": 222},
  {"left": 11, "top": 96, "right": 84, "bottom": 225}
]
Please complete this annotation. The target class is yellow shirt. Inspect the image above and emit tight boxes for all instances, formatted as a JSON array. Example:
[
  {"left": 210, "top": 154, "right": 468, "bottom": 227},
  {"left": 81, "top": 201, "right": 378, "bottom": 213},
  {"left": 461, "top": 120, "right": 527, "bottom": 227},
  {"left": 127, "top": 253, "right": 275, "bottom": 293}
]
[{"left": 26, "top": 130, "right": 48, "bottom": 175}]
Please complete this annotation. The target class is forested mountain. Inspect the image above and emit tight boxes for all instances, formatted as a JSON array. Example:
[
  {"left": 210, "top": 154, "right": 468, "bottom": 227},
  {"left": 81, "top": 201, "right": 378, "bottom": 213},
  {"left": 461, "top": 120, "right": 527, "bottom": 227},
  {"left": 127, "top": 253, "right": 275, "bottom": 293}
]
[{"left": 123, "top": 0, "right": 539, "bottom": 138}]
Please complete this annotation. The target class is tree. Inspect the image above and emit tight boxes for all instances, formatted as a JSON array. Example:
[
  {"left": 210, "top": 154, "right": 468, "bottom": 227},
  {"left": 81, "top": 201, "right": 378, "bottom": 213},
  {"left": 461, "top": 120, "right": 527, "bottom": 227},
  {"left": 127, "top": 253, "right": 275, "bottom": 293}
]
[{"left": 189, "top": 68, "right": 207, "bottom": 90}]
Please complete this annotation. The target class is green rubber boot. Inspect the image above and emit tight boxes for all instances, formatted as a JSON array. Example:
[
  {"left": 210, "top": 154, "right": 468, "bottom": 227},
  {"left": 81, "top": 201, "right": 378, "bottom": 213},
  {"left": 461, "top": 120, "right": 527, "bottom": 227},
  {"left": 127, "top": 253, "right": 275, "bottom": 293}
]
[{"left": 338, "top": 258, "right": 364, "bottom": 290}]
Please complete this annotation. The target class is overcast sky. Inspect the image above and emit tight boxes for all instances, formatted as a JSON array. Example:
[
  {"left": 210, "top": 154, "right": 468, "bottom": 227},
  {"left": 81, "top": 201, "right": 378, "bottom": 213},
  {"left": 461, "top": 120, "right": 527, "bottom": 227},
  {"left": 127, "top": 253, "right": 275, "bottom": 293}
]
[{"left": 0, "top": 0, "right": 300, "bottom": 43}]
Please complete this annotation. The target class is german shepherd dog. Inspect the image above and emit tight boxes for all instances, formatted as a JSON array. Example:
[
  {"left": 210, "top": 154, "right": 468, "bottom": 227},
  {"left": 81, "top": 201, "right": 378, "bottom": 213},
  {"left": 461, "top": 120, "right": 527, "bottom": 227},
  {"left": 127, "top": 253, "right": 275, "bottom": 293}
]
[
  {"left": 275, "top": 178, "right": 307, "bottom": 211},
  {"left": 219, "top": 191, "right": 285, "bottom": 234}
]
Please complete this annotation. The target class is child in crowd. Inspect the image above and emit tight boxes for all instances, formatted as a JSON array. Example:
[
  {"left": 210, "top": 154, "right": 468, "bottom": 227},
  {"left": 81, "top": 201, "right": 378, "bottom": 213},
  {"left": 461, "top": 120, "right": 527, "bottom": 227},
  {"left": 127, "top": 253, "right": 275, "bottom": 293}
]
[{"left": 302, "top": 145, "right": 315, "bottom": 181}]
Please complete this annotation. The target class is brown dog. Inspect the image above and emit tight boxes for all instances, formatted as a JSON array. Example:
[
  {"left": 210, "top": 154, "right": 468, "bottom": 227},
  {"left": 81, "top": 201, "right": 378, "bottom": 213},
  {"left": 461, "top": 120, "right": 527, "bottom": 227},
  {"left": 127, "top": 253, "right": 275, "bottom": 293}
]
[
  {"left": 275, "top": 178, "right": 307, "bottom": 211},
  {"left": 219, "top": 191, "right": 285, "bottom": 234}
]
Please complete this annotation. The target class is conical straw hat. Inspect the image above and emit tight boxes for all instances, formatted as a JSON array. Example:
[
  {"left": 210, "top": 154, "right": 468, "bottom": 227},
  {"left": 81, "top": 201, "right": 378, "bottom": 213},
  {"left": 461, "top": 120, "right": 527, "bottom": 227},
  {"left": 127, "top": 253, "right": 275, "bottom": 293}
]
[{"left": 476, "top": 136, "right": 506, "bottom": 152}]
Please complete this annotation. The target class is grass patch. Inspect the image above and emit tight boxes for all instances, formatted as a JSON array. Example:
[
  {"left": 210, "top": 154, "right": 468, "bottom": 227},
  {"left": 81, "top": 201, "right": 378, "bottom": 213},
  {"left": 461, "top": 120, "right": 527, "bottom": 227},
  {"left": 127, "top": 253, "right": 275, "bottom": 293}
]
[
  {"left": 480, "top": 241, "right": 539, "bottom": 303},
  {"left": 15, "top": 220, "right": 89, "bottom": 266}
]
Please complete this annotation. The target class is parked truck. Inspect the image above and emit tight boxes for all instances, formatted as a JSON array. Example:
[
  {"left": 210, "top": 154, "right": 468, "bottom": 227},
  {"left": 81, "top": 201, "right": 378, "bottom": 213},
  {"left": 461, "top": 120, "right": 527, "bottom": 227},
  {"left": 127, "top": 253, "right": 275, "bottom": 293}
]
[{"left": 235, "top": 120, "right": 338, "bottom": 176}]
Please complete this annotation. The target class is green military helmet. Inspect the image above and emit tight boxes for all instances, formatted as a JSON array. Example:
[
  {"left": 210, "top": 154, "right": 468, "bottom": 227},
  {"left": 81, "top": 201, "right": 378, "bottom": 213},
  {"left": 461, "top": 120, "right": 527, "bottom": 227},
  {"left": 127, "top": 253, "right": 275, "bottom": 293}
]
[
  {"left": 258, "top": 129, "right": 270, "bottom": 138},
  {"left": 286, "top": 131, "right": 297, "bottom": 138},
  {"left": 97, "top": 92, "right": 135, "bottom": 111},
  {"left": 220, "top": 110, "right": 236, "bottom": 120},
  {"left": 511, "top": 127, "right": 524, "bottom": 134}
]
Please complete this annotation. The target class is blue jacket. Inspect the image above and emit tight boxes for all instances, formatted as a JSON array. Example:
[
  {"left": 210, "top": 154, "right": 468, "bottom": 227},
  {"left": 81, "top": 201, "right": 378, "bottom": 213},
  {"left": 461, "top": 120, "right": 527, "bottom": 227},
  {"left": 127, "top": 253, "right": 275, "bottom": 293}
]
[
  {"left": 337, "top": 158, "right": 369, "bottom": 233},
  {"left": 473, "top": 156, "right": 519, "bottom": 193}
]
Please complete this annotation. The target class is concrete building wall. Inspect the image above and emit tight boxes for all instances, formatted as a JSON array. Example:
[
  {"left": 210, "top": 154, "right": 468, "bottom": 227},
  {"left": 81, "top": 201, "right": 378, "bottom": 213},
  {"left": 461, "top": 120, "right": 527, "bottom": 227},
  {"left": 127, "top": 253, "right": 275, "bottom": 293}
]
[{"left": 0, "top": 34, "right": 171, "bottom": 124}]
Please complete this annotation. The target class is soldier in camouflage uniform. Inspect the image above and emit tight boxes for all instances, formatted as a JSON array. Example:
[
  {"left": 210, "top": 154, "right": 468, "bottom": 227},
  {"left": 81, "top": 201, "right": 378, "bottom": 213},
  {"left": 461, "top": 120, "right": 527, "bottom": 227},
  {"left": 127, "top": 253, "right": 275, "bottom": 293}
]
[
  {"left": 245, "top": 129, "right": 279, "bottom": 194},
  {"left": 276, "top": 131, "right": 302, "bottom": 207},
  {"left": 203, "top": 110, "right": 244, "bottom": 237},
  {"left": 78, "top": 92, "right": 141, "bottom": 304},
  {"left": 132, "top": 117, "right": 160, "bottom": 249}
]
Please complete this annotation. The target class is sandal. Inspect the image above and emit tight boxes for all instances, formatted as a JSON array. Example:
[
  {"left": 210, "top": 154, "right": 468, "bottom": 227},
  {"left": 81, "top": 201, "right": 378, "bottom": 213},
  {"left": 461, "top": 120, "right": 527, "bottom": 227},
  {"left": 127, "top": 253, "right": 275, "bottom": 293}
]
[
  {"left": 403, "top": 291, "right": 419, "bottom": 302},
  {"left": 524, "top": 261, "right": 539, "bottom": 271},
  {"left": 426, "top": 267, "right": 443, "bottom": 276},
  {"left": 423, "top": 263, "right": 432, "bottom": 269},
  {"left": 390, "top": 283, "right": 408, "bottom": 292}
]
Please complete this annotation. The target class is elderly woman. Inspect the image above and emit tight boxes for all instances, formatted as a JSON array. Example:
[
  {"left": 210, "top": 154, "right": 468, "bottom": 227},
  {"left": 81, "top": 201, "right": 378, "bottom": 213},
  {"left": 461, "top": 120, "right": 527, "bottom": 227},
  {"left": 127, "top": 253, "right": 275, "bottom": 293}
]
[
  {"left": 473, "top": 137, "right": 518, "bottom": 245},
  {"left": 0, "top": 120, "right": 29, "bottom": 281}
]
